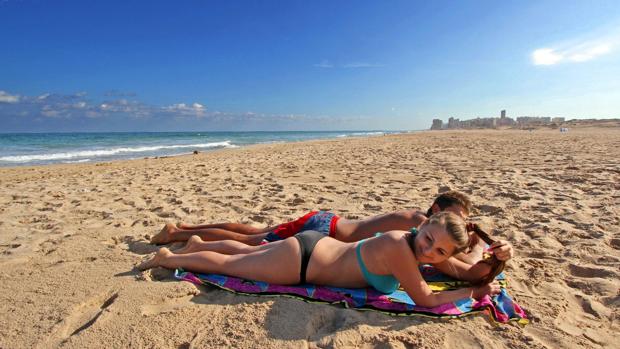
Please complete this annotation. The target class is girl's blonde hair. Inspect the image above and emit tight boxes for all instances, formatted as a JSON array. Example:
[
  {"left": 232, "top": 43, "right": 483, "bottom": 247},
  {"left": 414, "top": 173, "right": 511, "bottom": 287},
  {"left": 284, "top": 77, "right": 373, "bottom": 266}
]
[{"left": 424, "top": 211, "right": 469, "bottom": 255}]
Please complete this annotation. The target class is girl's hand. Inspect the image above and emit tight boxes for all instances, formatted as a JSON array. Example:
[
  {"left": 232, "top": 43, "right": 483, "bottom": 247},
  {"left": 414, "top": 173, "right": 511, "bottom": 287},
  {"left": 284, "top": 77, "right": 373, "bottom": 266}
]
[
  {"left": 472, "top": 281, "right": 501, "bottom": 298},
  {"left": 489, "top": 240, "right": 514, "bottom": 261}
]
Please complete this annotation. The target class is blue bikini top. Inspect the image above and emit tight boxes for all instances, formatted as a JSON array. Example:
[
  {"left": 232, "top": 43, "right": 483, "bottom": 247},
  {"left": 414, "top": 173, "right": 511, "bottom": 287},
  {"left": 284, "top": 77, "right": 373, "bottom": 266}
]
[{"left": 355, "top": 229, "right": 418, "bottom": 294}]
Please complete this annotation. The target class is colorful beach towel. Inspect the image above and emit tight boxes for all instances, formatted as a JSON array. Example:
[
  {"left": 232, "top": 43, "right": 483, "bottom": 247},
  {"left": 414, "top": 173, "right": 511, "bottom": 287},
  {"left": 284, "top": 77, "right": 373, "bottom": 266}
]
[{"left": 175, "top": 264, "right": 528, "bottom": 325}]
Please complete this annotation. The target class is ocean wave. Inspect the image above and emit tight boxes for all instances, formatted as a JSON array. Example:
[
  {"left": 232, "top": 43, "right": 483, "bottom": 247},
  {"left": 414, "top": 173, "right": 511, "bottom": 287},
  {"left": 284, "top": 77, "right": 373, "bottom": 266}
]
[
  {"left": 336, "top": 132, "right": 386, "bottom": 138},
  {"left": 63, "top": 159, "right": 92, "bottom": 164},
  {"left": 0, "top": 141, "right": 235, "bottom": 163},
  {"left": 350, "top": 132, "right": 385, "bottom": 136}
]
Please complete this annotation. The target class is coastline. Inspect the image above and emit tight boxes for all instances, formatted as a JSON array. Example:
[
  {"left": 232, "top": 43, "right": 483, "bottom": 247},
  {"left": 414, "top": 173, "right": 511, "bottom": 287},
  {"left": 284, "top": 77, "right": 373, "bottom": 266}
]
[
  {"left": 0, "top": 132, "right": 382, "bottom": 171},
  {"left": 0, "top": 127, "right": 618, "bottom": 348},
  {"left": 0, "top": 130, "right": 408, "bottom": 168}
]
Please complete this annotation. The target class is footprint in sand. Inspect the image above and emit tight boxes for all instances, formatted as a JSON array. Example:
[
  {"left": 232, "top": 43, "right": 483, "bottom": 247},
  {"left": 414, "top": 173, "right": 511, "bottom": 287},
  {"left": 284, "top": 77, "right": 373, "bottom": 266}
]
[
  {"left": 248, "top": 214, "right": 267, "bottom": 223},
  {"left": 137, "top": 267, "right": 175, "bottom": 282},
  {"left": 564, "top": 277, "right": 618, "bottom": 298},
  {"left": 568, "top": 263, "right": 617, "bottom": 279},
  {"left": 574, "top": 294, "right": 612, "bottom": 319},
  {"left": 266, "top": 303, "right": 348, "bottom": 341},
  {"left": 0, "top": 243, "right": 23, "bottom": 255},
  {"left": 476, "top": 204, "right": 503, "bottom": 215},
  {"left": 607, "top": 238, "right": 620, "bottom": 250},
  {"left": 523, "top": 223, "right": 550, "bottom": 239},
  {"left": 149, "top": 206, "right": 178, "bottom": 219},
  {"left": 48, "top": 291, "right": 119, "bottom": 345},
  {"left": 110, "top": 235, "right": 159, "bottom": 255},
  {"left": 362, "top": 203, "right": 382, "bottom": 211},
  {"left": 287, "top": 197, "right": 305, "bottom": 206},
  {"left": 140, "top": 293, "right": 196, "bottom": 316},
  {"left": 315, "top": 197, "right": 333, "bottom": 205}
]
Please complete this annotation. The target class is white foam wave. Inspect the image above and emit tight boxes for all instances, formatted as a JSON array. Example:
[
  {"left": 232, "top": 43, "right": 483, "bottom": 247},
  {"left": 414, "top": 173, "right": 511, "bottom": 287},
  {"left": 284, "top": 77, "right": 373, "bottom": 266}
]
[
  {"left": 336, "top": 132, "right": 386, "bottom": 138},
  {"left": 63, "top": 159, "right": 91, "bottom": 164},
  {"left": 350, "top": 132, "right": 385, "bottom": 136},
  {"left": 0, "top": 141, "right": 235, "bottom": 163}
]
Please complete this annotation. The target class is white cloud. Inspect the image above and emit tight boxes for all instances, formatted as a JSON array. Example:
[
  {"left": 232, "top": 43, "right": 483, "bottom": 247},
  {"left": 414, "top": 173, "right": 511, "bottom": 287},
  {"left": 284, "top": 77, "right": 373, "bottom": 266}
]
[
  {"left": 164, "top": 102, "right": 207, "bottom": 117},
  {"left": 342, "top": 62, "right": 384, "bottom": 68},
  {"left": 532, "top": 28, "right": 618, "bottom": 66},
  {"left": 41, "top": 105, "right": 62, "bottom": 118},
  {"left": 0, "top": 90, "right": 20, "bottom": 103},
  {"left": 314, "top": 60, "right": 384, "bottom": 69},
  {"left": 314, "top": 60, "right": 334, "bottom": 68},
  {"left": 532, "top": 48, "right": 563, "bottom": 65},
  {"left": 92, "top": 99, "right": 151, "bottom": 118},
  {"left": 0, "top": 90, "right": 364, "bottom": 127},
  {"left": 568, "top": 43, "right": 611, "bottom": 62}
]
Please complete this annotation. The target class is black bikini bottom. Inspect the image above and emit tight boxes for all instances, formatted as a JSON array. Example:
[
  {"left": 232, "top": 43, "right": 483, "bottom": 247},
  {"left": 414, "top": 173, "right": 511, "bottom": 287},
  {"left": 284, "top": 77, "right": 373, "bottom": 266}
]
[{"left": 293, "top": 230, "right": 326, "bottom": 284}]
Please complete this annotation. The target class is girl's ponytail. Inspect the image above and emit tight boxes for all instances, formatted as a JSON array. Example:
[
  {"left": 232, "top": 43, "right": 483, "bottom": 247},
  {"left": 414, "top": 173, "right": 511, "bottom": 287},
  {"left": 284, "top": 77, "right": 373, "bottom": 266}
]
[{"left": 466, "top": 223, "right": 506, "bottom": 286}]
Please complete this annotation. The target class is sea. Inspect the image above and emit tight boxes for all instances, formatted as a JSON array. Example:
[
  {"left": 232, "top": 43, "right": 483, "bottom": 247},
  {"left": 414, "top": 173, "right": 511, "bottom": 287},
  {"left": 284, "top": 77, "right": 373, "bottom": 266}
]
[{"left": 0, "top": 131, "right": 406, "bottom": 167}]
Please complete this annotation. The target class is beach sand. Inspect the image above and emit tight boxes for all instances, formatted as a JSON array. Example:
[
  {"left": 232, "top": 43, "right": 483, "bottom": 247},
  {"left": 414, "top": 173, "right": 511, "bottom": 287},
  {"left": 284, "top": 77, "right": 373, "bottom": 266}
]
[{"left": 0, "top": 127, "right": 618, "bottom": 348}]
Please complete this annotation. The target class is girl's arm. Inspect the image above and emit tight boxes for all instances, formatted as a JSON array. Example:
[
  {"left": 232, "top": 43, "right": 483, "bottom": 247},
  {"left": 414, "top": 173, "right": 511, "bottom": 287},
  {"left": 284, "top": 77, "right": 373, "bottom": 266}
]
[
  {"left": 353, "top": 209, "right": 427, "bottom": 233},
  {"left": 433, "top": 240, "right": 514, "bottom": 282},
  {"left": 432, "top": 257, "right": 493, "bottom": 282},
  {"left": 338, "top": 210, "right": 428, "bottom": 242},
  {"left": 385, "top": 236, "right": 499, "bottom": 307}
]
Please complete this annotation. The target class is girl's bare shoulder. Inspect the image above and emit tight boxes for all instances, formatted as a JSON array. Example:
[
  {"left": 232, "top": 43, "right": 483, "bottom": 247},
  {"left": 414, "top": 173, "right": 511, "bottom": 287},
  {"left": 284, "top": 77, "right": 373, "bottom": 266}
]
[
  {"left": 380, "top": 230, "right": 412, "bottom": 241},
  {"left": 377, "top": 231, "right": 416, "bottom": 255}
]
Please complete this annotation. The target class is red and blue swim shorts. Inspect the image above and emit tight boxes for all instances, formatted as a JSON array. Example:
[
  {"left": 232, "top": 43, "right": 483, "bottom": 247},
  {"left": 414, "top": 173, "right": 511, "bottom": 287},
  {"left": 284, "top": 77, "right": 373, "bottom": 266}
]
[{"left": 262, "top": 211, "right": 339, "bottom": 243}]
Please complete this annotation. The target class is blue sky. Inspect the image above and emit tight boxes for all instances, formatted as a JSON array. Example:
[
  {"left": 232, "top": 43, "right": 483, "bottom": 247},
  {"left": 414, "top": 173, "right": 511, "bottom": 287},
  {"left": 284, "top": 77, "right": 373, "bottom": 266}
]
[{"left": 1, "top": 0, "right": 619, "bottom": 132}]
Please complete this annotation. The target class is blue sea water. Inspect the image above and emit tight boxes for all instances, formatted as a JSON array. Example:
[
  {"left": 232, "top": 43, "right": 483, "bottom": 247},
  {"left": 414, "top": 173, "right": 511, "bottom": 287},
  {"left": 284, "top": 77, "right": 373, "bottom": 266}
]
[{"left": 0, "top": 131, "right": 404, "bottom": 167}]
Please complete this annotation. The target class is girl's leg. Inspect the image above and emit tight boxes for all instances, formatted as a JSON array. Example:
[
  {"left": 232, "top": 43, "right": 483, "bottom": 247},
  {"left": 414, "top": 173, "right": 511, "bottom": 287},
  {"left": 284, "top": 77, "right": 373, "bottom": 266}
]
[
  {"left": 175, "top": 235, "right": 273, "bottom": 255},
  {"left": 177, "top": 222, "right": 276, "bottom": 235},
  {"left": 138, "top": 240, "right": 301, "bottom": 284},
  {"left": 151, "top": 223, "right": 269, "bottom": 245}
]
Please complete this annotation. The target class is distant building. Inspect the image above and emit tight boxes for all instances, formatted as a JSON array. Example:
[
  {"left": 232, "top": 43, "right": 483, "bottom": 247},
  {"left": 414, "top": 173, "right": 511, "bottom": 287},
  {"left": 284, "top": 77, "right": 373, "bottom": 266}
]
[
  {"left": 517, "top": 116, "right": 551, "bottom": 125},
  {"left": 552, "top": 117, "right": 565, "bottom": 123},
  {"left": 447, "top": 117, "right": 460, "bottom": 129},
  {"left": 431, "top": 119, "right": 443, "bottom": 130},
  {"left": 496, "top": 109, "right": 515, "bottom": 126},
  {"left": 429, "top": 110, "right": 558, "bottom": 130},
  {"left": 468, "top": 117, "right": 496, "bottom": 128}
]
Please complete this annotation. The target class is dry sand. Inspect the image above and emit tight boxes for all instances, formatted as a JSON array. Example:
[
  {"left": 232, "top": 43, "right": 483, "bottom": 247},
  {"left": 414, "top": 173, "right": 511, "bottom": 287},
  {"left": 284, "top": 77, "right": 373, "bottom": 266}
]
[{"left": 0, "top": 127, "right": 618, "bottom": 348}]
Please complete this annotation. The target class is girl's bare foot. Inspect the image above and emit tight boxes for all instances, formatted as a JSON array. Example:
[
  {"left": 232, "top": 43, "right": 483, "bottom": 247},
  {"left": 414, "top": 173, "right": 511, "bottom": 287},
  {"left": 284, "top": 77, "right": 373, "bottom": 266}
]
[
  {"left": 177, "top": 222, "right": 196, "bottom": 229},
  {"left": 175, "top": 235, "right": 203, "bottom": 254},
  {"left": 137, "top": 248, "right": 172, "bottom": 270},
  {"left": 150, "top": 222, "right": 179, "bottom": 244}
]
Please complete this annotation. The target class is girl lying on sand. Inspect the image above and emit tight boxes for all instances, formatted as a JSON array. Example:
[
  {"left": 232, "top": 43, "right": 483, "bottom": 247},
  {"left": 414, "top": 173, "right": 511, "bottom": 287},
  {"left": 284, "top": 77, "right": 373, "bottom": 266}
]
[
  {"left": 150, "top": 191, "right": 513, "bottom": 283},
  {"left": 138, "top": 212, "right": 502, "bottom": 307}
]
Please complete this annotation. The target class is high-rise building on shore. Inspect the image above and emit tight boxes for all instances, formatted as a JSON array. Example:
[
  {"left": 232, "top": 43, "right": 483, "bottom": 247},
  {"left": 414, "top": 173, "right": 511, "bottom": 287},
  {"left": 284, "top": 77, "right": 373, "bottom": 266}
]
[{"left": 431, "top": 119, "right": 443, "bottom": 130}]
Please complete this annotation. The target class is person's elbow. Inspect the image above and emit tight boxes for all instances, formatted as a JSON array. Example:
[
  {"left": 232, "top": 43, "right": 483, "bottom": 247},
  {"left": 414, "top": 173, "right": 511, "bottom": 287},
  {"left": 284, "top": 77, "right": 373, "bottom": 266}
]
[{"left": 410, "top": 292, "right": 439, "bottom": 308}]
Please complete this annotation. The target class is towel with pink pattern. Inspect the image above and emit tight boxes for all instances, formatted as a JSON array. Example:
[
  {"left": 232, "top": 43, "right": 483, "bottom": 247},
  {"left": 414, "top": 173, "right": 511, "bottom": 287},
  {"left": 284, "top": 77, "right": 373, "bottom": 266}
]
[{"left": 174, "top": 265, "right": 528, "bottom": 324}]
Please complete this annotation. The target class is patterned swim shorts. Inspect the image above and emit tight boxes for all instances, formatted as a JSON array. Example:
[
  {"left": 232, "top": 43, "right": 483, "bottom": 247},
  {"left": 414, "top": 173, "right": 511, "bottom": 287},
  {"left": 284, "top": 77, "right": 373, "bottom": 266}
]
[{"left": 262, "top": 211, "right": 340, "bottom": 243}]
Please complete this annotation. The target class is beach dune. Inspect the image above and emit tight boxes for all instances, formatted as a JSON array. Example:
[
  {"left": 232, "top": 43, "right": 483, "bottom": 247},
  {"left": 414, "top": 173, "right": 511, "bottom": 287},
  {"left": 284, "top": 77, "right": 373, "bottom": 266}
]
[{"left": 0, "top": 127, "right": 618, "bottom": 348}]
